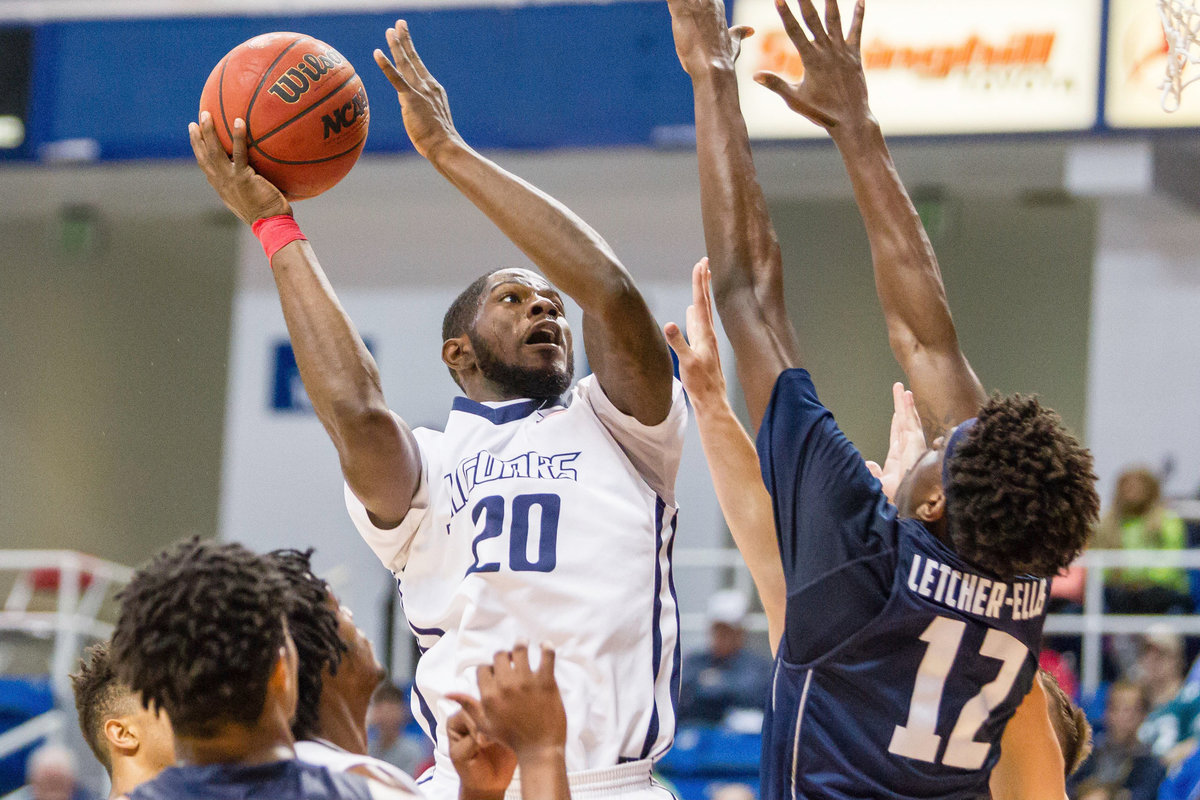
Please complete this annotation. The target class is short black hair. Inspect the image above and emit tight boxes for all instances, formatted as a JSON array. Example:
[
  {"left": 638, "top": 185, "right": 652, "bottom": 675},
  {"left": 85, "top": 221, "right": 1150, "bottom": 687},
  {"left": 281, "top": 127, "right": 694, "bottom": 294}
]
[
  {"left": 442, "top": 272, "right": 497, "bottom": 389},
  {"left": 267, "top": 549, "right": 347, "bottom": 742},
  {"left": 945, "top": 394, "right": 1099, "bottom": 580},
  {"left": 70, "top": 641, "right": 131, "bottom": 774},
  {"left": 1038, "top": 670, "right": 1092, "bottom": 777},
  {"left": 111, "top": 538, "right": 292, "bottom": 738}
]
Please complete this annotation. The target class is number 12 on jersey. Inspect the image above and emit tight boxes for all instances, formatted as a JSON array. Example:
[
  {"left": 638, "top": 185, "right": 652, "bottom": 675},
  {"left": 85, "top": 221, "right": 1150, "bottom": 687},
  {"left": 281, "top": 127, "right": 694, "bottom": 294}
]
[{"left": 887, "top": 616, "right": 1029, "bottom": 770}]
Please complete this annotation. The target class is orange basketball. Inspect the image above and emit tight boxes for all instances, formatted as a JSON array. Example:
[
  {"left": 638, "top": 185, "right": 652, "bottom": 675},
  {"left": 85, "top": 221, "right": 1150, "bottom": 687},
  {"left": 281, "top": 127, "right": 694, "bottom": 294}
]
[{"left": 199, "top": 32, "right": 369, "bottom": 200}]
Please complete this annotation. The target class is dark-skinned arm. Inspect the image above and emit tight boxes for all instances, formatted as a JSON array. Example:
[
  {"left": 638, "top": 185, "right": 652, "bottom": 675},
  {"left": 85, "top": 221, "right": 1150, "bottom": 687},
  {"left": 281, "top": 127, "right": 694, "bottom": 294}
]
[
  {"left": 668, "top": 0, "right": 801, "bottom": 429},
  {"left": 755, "top": 0, "right": 984, "bottom": 436},
  {"left": 375, "top": 21, "right": 671, "bottom": 425},
  {"left": 449, "top": 645, "right": 571, "bottom": 800},
  {"left": 189, "top": 113, "right": 420, "bottom": 528}
]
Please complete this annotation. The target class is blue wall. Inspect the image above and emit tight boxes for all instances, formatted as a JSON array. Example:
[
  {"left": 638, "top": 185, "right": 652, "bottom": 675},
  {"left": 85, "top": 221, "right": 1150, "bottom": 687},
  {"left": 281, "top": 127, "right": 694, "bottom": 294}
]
[{"left": 7, "top": 3, "right": 698, "bottom": 162}]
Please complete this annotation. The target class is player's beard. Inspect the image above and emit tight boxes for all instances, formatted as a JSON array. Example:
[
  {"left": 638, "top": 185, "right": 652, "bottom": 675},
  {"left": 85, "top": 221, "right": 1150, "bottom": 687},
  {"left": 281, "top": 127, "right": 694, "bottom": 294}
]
[{"left": 470, "top": 331, "right": 574, "bottom": 404}]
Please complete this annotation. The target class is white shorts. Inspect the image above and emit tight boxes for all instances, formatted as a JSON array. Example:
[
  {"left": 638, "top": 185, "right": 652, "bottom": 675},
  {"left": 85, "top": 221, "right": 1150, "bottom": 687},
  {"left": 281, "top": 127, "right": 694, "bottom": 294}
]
[{"left": 416, "top": 757, "right": 676, "bottom": 800}]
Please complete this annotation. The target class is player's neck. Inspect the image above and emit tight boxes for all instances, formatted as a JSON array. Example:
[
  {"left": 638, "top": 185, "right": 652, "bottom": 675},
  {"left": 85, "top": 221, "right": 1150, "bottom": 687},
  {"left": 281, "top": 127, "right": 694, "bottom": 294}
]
[
  {"left": 315, "top": 688, "right": 370, "bottom": 756},
  {"left": 109, "top": 758, "right": 163, "bottom": 800},
  {"left": 173, "top": 721, "right": 294, "bottom": 767},
  {"left": 463, "top": 376, "right": 530, "bottom": 403}
]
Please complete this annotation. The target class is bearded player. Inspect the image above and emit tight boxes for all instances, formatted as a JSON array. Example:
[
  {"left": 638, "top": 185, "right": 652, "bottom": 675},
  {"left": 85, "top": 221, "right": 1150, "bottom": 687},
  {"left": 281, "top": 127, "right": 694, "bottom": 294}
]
[
  {"left": 666, "top": 0, "right": 1099, "bottom": 796},
  {"left": 189, "top": 19, "right": 684, "bottom": 800}
]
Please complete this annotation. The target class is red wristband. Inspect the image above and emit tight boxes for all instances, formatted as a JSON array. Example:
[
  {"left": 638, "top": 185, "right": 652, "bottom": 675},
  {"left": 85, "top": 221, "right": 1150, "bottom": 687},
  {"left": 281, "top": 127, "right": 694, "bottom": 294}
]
[{"left": 251, "top": 215, "right": 307, "bottom": 264}]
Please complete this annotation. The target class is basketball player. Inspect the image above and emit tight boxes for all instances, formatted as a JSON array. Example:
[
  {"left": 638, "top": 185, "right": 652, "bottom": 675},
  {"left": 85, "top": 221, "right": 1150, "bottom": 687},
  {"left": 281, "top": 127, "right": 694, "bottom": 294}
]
[
  {"left": 189, "top": 24, "right": 685, "bottom": 792},
  {"left": 108, "top": 539, "right": 571, "bottom": 800},
  {"left": 70, "top": 641, "right": 175, "bottom": 799},
  {"left": 666, "top": 0, "right": 1099, "bottom": 796},
  {"left": 666, "top": 260, "right": 1083, "bottom": 798},
  {"left": 267, "top": 549, "right": 422, "bottom": 793}
]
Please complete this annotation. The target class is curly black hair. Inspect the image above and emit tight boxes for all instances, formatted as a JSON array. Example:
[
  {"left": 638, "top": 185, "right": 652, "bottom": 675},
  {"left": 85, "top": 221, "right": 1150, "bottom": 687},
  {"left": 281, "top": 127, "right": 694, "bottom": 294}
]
[
  {"left": 945, "top": 394, "right": 1099, "bottom": 580},
  {"left": 110, "top": 538, "right": 292, "bottom": 738},
  {"left": 267, "top": 549, "right": 347, "bottom": 742},
  {"left": 442, "top": 272, "right": 497, "bottom": 389},
  {"left": 70, "top": 640, "right": 132, "bottom": 773}
]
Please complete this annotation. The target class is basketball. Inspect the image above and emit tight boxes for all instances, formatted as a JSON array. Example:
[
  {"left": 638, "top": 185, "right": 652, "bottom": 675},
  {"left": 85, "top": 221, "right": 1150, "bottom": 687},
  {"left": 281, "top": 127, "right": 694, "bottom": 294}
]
[{"left": 198, "top": 32, "right": 369, "bottom": 200}]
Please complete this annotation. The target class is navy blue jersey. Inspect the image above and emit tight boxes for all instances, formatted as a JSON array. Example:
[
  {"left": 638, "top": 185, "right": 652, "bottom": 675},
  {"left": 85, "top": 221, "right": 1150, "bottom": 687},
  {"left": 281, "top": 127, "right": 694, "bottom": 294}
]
[
  {"left": 128, "top": 759, "right": 374, "bottom": 800},
  {"left": 757, "top": 370, "right": 1048, "bottom": 800}
]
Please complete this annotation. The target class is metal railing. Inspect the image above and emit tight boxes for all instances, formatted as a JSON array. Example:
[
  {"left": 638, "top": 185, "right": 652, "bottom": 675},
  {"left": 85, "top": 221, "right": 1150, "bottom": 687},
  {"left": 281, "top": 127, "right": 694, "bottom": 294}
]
[
  {"left": 674, "top": 540, "right": 1200, "bottom": 698},
  {"left": 0, "top": 550, "right": 132, "bottom": 763}
]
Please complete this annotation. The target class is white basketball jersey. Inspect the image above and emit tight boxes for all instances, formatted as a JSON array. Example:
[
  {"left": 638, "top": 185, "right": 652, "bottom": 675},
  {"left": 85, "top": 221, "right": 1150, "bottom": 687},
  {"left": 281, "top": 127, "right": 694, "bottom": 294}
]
[
  {"left": 345, "top": 375, "right": 686, "bottom": 773},
  {"left": 294, "top": 739, "right": 422, "bottom": 796}
]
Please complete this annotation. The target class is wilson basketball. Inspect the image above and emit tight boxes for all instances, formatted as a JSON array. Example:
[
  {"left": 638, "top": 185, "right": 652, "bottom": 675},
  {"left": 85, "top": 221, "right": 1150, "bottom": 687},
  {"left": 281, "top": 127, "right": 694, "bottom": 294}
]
[{"left": 199, "top": 32, "right": 369, "bottom": 200}]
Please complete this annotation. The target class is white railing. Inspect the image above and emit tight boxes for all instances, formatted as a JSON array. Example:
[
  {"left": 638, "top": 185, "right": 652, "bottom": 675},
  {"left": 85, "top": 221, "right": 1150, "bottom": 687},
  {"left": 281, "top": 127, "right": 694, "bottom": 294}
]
[
  {"left": 673, "top": 542, "right": 1200, "bottom": 698},
  {"left": 0, "top": 550, "right": 133, "bottom": 763}
]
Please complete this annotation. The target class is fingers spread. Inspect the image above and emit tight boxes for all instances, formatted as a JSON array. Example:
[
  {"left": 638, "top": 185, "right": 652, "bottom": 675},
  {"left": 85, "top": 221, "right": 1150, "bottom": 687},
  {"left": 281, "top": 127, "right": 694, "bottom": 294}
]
[
  {"left": 847, "top": 0, "right": 865, "bottom": 50},
  {"left": 796, "top": 0, "right": 831, "bottom": 47},
  {"left": 773, "top": 0, "right": 813, "bottom": 56},
  {"left": 824, "top": 0, "right": 843, "bottom": 43},
  {"left": 538, "top": 644, "right": 556, "bottom": 679},
  {"left": 511, "top": 642, "right": 531, "bottom": 675},
  {"left": 753, "top": 70, "right": 793, "bottom": 100}
]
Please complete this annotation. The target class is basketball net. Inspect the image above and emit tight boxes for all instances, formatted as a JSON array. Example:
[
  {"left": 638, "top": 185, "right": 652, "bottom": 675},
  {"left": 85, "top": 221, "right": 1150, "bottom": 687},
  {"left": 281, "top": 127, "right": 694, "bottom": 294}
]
[{"left": 1158, "top": 0, "right": 1200, "bottom": 111}]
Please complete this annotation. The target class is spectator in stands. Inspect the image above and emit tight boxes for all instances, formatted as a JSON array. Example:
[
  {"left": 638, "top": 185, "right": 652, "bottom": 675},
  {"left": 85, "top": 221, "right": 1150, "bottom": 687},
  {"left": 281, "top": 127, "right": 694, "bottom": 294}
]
[
  {"left": 8, "top": 745, "right": 97, "bottom": 800},
  {"left": 677, "top": 590, "right": 772, "bottom": 728},
  {"left": 1070, "top": 681, "right": 1164, "bottom": 800},
  {"left": 69, "top": 642, "right": 175, "bottom": 799},
  {"left": 1139, "top": 628, "right": 1187, "bottom": 714},
  {"left": 367, "top": 683, "right": 431, "bottom": 777},
  {"left": 1136, "top": 631, "right": 1200, "bottom": 770},
  {"left": 1097, "top": 467, "right": 1190, "bottom": 614}
]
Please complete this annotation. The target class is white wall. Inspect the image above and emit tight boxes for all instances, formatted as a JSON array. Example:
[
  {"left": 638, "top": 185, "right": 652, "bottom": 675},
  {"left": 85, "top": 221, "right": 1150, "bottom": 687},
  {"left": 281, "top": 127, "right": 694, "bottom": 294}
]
[{"left": 1087, "top": 193, "right": 1200, "bottom": 502}]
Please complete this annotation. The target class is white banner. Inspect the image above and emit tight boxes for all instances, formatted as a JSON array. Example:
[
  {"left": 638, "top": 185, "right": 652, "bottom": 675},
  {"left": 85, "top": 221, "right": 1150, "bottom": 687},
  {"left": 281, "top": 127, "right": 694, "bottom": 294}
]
[
  {"left": 734, "top": 0, "right": 1102, "bottom": 137},
  {"left": 1105, "top": 0, "right": 1200, "bottom": 126}
]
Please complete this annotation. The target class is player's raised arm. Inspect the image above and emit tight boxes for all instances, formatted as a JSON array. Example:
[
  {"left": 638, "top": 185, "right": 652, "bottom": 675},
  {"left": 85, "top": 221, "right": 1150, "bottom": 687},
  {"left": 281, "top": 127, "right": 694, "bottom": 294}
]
[
  {"left": 189, "top": 113, "right": 421, "bottom": 528},
  {"left": 665, "top": 261, "right": 786, "bottom": 651},
  {"left": 374, "top": 22, "right": 671, "bottom": 424},
  {"left": 755, "top": 0, "right": 985, "bottom": 436},
  {"left": 668, "top": 0, "right": 801, "bottom": 429}
]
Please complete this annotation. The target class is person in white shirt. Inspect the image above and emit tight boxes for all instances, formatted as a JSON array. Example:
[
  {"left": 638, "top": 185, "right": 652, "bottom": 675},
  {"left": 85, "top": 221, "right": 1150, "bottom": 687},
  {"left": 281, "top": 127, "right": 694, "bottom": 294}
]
[{"left": 188, "top": 20, "right": 685, "bottom": 800}]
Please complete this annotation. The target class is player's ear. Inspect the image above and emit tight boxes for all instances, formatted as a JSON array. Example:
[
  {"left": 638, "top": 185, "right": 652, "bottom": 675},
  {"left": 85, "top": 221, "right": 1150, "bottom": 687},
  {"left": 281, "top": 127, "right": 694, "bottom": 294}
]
[
  {"left": 914, "top": 487, "right": 946, "bottom": 523},
  {"left": 442, "top": 336, "right": 476, "bottom": 375},
  {"left": 105, "top": 717, "right": 139, "bottom": 754}
]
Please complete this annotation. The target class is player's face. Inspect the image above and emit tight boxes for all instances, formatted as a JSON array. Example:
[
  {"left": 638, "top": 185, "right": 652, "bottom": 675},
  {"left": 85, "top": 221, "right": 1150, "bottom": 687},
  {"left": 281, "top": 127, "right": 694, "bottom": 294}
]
[
  {"left": 327, "top": 593, "right": 387, "bottom": 698},
  {"left": 468, "top": 269, "right": 574, "bottom": 401},
  {"left": 893, "top": 436, "right": 947, "bottom": 521}
]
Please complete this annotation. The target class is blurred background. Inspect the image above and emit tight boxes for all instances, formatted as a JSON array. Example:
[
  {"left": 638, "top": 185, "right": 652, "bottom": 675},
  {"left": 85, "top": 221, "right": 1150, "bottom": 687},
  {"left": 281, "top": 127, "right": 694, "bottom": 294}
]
[{"left": 0, "top": 0, "right": 1198, "bottom": 798}]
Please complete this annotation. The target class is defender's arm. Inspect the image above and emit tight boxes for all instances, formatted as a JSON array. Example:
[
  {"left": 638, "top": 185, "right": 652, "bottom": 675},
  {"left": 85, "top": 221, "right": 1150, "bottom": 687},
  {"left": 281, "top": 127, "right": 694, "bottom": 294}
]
[
  {"left": 669, "top": 0, "right": 801, "bottom": 429},
  {"left": 375, "top": 22, "right": 671, "bottom": 425},
  {"left": 755, "top": 0, "right": 984, "bottom": 436},
  {"left": 190, "top": 114, "right": 420, "bottom": 528},
  {"left": 666, "top": 261, "right": 787, "bottom": 650}
]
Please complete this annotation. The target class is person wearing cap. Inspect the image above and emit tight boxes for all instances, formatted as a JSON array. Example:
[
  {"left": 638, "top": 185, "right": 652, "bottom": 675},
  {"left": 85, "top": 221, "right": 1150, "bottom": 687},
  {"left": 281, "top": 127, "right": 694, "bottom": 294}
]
[{"left": 677, "top": 590, "right": 772, "bottom": 727}]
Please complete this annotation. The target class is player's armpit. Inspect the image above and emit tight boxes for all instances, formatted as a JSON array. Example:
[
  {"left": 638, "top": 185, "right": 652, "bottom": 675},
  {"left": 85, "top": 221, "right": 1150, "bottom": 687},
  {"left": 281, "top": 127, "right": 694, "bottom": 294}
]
[{"left": 988, "top": 678, "right": 1067, "bottom": 800}]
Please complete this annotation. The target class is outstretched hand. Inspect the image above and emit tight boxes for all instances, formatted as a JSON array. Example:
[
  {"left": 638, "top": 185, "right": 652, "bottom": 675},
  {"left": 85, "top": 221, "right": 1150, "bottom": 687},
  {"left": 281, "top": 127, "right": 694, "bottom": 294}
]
[
  {"left": 188, "top": 111, "right": 291, "bottom": 225},
  {"left": 446, "top": 701, "right": 518, "bottom": 800},
  {"left": 865, "top": 382, "right": 927, "bottom": 504},
  {"left": 667, "top": 0, "right": 754, "bottom": 75},
  {"left": 374, "top": 20, "right": 463, "bottom": 161},
  {"left": 664, "top": 259, "right": 727, "bottom": 409},
  {"left": 752, "top": 0, "right": 871, "bottom": 132}
]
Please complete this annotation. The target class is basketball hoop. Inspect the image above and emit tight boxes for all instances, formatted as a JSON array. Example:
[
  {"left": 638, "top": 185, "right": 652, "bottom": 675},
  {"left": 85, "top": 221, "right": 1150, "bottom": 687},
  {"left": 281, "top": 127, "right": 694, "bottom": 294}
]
[{"left": 1158, "top": 0, "right": 1200, "bottom": 111}]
